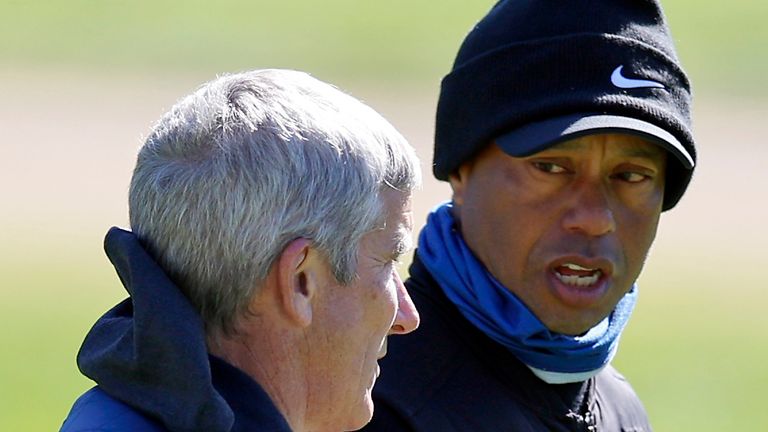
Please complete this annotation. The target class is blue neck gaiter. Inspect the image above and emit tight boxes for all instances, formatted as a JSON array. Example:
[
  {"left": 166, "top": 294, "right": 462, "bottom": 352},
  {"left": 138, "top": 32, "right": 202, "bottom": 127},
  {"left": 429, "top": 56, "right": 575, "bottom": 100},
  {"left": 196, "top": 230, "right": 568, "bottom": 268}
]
[{"left": 418, "top": 202, "right": 638, "bottom": 384}]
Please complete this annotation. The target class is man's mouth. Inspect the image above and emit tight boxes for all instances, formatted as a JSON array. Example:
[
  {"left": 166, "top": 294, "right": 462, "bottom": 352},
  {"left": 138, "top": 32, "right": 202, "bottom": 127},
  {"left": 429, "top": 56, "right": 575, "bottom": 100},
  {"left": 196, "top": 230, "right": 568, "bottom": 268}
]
[{"left": 553, "top": 263, "right": 603, "bottom": 287}]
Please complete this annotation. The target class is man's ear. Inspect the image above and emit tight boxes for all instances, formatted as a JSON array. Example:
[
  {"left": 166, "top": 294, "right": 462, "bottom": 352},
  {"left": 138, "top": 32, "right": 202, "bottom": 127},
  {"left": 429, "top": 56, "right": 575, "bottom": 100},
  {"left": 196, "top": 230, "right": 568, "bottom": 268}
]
[
  {"left": 448, "top": 163, "right": 472, "bottom": 207},
  {"left": 275, "top": 238, "right": 319, "bottom": 328}
]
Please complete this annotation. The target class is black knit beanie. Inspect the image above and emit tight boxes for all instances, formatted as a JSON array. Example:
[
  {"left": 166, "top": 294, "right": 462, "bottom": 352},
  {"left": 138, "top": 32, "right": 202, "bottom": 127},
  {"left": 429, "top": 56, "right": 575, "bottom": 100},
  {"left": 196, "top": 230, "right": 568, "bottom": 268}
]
[{"left": 434, "top": 0, "right": 696, "bottom": 210}]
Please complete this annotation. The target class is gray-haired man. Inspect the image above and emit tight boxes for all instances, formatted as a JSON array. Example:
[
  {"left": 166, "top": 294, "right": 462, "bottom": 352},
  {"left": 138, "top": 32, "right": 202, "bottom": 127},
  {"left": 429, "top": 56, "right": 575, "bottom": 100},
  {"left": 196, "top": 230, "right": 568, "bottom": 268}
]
[{"left": 61, "top": 69, "right": 421, "bottom": 432}]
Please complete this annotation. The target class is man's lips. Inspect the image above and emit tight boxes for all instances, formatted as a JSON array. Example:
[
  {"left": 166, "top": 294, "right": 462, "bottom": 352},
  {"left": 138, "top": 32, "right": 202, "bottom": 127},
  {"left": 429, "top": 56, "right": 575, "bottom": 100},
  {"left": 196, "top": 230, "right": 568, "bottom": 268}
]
[
  {"left": 548, "top": 256, "right": 614, "bottom": 306},
  {"left": 550, "top": 256, "right": 614, "bottom": 283},
  {"left": 554, "top": 262, "right": 602, "bottom": 287}
]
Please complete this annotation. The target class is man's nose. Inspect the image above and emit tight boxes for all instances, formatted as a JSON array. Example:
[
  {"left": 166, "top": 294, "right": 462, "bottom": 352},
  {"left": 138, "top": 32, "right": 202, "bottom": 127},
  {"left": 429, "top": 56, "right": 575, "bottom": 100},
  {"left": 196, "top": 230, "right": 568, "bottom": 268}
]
[
  {"left": 561, "top": 182, "right": 616, "bottom": 237},
  {"left": 390, "top": 270, "right": 420, "bottom": 335}
]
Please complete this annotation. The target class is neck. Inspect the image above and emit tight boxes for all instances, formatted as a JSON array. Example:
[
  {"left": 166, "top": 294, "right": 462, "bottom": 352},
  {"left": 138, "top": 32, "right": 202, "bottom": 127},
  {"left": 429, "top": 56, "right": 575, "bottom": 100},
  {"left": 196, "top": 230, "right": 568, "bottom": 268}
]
[{"left": 208, "top": 325, "right": 311, "bottom": 432}]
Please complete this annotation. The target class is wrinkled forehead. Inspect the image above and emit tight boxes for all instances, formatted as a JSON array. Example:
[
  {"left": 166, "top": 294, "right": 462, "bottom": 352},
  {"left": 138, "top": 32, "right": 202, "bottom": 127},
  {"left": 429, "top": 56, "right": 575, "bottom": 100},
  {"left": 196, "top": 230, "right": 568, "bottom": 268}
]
[
  {"left": 384, "top": 189, "right": 414, "bottom": 243},
  {"left": 366, "top": 188, "right": 414, "bottom": 250}
]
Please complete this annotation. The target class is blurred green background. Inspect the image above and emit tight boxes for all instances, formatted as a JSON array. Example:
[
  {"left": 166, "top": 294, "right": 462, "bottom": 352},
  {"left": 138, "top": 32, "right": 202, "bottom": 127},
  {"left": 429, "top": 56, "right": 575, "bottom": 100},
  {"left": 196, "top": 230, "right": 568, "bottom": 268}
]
[{"left": 1, "top": 1, "right": 766, "bottom": 430}]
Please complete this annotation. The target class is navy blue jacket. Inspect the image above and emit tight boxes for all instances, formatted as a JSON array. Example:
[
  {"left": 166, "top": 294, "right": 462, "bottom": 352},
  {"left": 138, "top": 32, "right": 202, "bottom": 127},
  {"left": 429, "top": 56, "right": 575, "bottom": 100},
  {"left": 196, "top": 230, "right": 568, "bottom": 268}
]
[
  {"left": 60, "top": 228, "right": 292, "bottom": 432},
  {"left": 362, "top": 253, "right": 652, "bottom": 432}
]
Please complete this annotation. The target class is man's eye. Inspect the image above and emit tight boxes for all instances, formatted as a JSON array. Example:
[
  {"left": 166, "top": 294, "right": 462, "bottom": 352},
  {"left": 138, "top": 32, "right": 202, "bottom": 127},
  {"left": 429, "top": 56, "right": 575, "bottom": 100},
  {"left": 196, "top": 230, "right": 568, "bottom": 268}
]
[
  {"left": 376, "top": 255, "right": 401, "bottom": 268},
  {"left": 615, "top": 172, "right": 649, "bottom": 183},
  {"left": 532, "top": 161, "right": 567, "bottom": 174}
]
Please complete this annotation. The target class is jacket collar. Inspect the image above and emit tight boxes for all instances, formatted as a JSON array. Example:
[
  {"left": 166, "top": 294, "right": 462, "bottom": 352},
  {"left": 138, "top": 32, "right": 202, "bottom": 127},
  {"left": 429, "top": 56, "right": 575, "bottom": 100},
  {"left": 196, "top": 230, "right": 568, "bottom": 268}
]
[{"left": 77, "top": 227, "right": 291, "bottom": 431}]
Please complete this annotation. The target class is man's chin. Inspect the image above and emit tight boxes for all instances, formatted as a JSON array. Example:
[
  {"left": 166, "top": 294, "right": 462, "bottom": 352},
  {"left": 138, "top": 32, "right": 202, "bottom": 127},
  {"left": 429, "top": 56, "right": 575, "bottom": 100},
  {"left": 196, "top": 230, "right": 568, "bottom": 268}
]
[
  {"left": 541, "top": 309, "right": 611, "bottom": 335},
  {"left": 343, "top": 397, "right": 374, "bottom": 432}
]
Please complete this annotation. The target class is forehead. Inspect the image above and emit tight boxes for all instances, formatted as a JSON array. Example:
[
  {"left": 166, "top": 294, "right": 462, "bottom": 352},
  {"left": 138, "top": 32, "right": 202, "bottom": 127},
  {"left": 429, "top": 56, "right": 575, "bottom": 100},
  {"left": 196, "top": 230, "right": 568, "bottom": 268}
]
[
  {"left": 364, "top": 189, "right": 413, "bottom": 252},
  {"left": 544, "top": 133, "right": 667, "bottom": 161}
]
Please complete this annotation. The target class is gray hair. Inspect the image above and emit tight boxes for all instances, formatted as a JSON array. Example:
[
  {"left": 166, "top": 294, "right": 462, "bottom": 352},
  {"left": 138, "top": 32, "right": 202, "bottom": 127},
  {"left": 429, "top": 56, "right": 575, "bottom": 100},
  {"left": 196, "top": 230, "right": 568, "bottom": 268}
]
[{"left": 128, "top": 69, "right": 421, "bottom": 335}]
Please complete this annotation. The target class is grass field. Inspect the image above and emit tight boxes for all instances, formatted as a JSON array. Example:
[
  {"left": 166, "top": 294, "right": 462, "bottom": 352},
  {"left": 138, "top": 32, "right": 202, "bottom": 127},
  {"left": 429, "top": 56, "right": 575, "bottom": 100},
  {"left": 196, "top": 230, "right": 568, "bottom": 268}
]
[
  {"left": 1, "top": 1, "right": 767, "bottom": 430},
  {"left": 1, "top": 0, "right": 767, "bottom": 95}
]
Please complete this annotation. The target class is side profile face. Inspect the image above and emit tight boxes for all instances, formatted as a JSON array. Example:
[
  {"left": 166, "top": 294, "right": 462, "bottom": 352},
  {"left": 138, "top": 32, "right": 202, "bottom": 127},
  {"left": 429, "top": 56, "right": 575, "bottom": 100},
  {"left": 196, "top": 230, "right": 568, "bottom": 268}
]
[
  {"left": 306, "top": 188, "right": 420, "bottom": 431},
  {"left": 450, "top": 133, "right": 666, "bottom": 335}
]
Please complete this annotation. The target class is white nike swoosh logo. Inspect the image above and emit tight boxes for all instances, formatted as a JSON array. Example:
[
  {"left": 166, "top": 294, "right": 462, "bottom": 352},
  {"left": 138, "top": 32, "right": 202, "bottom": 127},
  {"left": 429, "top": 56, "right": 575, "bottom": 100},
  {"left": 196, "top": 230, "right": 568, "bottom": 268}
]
[{"left": 610, "top": 65, "right": 665, "bottom": 89}]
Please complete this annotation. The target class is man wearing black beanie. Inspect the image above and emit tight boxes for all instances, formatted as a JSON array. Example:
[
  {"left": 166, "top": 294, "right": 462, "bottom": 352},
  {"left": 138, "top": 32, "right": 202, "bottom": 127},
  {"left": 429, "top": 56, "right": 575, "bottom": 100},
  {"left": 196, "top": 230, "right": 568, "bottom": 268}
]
[{"left": 362, "top": 0, "right": 695, "bottom": 430}]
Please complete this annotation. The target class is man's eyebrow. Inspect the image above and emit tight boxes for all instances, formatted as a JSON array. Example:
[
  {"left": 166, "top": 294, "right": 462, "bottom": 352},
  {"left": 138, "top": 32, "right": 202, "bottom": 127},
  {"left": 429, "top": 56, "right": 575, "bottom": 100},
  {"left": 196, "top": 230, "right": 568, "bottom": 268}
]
[
  {"left": 550, "top": 138, "right": 667, "bottom": 161},
  {"left": 621, "top": 146, "right": 667, "bottom": 161},
  {"left": 549, "top": 140, "right": 583, "bottom": 151}
]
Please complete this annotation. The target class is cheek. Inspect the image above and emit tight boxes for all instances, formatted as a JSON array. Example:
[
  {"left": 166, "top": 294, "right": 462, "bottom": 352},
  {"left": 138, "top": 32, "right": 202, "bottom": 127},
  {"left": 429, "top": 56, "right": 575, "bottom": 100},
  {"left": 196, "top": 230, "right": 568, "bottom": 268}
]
[
  {"left": 463, "top": 215, "right": 537, "bottom": 293},
  {"left": 617, "top": 207, "right": 661, "bottom": 274},
  {"left": 354, "top": 270, "right": 399, "bottom": 337},
  {"left": 459, "top": 182, "right": 512, "bottom": 249},
  {"left": 461, "top": 167, "right": 558, "bottom": 233}
]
